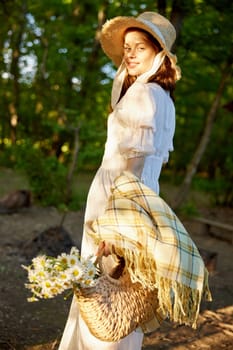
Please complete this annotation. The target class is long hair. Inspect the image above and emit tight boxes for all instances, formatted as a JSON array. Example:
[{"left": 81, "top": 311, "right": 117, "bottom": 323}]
[{"left": 118, "top": 28, "right": 177, "bottom": 102}]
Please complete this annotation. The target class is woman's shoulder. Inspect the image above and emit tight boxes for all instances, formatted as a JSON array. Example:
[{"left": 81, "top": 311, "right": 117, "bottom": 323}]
[
  {"left": 118, "top": 81, "right": 154, "bottom": 107},
  {"left": 147, "top": 82, "right": 174, "bottom": 106},
  {"left": 126, "top": 81, "right": 151, "bottom": 95},
  {"left": 147, "top": 82, "right": 168, "bottom": 95},
  {"left": 127, "top": 81, "right": 168, "bottom": 99},
  {"left": 114, "top": 82, "right": 156, "bottom": 127}
]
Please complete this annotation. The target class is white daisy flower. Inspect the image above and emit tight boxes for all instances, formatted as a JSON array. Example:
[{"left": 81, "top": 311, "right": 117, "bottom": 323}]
[
  {"left": 67, "top": 254, "right": 79, "bottom": 267},
  {"left": 70, "top": 246, "right": 80, "bottom": 256},
  {"left": 22, "top": 247, "right": 97, "bottom": 301}
]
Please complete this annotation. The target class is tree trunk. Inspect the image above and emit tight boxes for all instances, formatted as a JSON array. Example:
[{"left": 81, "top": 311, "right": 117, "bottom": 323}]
[
  {"left": 157, "top": 0, "right": 167, "bottom": 16},
  {"left": 170, "top": 0, "right": 188, "bottom": 50},
  {"left": 65, "top": 126, "right": 80, "bottom": 204},
  {"left": 8, "top": 1, "right": 27, "bottom": 143},
  {"left": 80, "top": 2, "right": 107, "bottom": 99},
  {"left": 173, "top": 60, "right": 233, "bottom": 209},
  {"left": 64, "top": 4, "right": 108, "bottom": 204},
  {"left": 156, "top": 0, "right": 186, "bottom": 44}
]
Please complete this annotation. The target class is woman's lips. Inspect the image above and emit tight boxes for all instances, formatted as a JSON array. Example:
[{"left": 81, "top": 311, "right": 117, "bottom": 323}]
[{"left": 126, "top": 62, "right": 138, "bottom": 68}]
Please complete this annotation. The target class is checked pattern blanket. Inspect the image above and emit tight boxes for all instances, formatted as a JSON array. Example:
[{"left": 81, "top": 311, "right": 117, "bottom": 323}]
[{"left": 86, "top": 171, "right": 211, "bottom": 328}]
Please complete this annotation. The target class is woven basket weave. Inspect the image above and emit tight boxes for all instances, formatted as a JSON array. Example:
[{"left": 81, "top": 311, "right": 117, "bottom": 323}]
[{"left": 75, "top": 263, "right": 159, "bottom": 342}]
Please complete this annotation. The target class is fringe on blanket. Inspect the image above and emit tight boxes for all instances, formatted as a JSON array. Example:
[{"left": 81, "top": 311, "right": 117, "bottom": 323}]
[{"left": 102, "top": 244, "right": 212, "bottom": 329}]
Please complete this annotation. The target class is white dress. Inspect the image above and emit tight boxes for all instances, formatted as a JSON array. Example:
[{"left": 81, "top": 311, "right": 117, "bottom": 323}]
[{"left": 58, "top": 81, "right": 175, "bottom": 350}]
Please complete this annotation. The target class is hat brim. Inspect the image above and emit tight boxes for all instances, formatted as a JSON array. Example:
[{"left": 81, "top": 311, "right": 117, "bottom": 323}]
[{"left": 100, "top": 16, "right": 167, "bottom": 67}]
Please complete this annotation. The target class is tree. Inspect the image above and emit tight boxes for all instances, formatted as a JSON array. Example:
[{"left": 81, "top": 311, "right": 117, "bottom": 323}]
[
  {"left": 173, "top": 57, "right": 233, "bottom": 208},
  {"left": 171, "top": 0, "right": 233, "bottom": 207},
  {"left": 0, "top": 0, "right": 232, "bottom": 207}
]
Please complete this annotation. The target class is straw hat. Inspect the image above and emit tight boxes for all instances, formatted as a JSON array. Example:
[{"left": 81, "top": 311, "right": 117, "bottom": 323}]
[{"left": 100, "top": 11, "right": 180, "bottom": 80}]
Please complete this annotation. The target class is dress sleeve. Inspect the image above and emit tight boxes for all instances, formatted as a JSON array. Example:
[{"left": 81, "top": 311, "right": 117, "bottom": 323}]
[{"left": 114, "top": 82, "right": 156, "bottom": 159}]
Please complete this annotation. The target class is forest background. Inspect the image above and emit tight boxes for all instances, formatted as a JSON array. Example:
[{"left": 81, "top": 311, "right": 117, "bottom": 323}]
[{"left": 0, "top": 0, "right": 232, "bottom": 212}]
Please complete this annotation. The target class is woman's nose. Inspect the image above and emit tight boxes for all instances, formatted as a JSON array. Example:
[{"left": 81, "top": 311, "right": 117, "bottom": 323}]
[{"left": 128, "top": 48, "right": 137, "bottom": 57}]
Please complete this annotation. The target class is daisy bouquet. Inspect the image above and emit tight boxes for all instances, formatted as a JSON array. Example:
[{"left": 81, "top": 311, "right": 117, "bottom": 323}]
[{"left": 22, "top": 246, "right": 98, "bottom": 302}]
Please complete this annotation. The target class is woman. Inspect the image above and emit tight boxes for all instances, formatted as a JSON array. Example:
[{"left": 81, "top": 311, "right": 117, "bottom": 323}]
[{"left": 59, "top": 11, "right": 181, "bottom": 350}]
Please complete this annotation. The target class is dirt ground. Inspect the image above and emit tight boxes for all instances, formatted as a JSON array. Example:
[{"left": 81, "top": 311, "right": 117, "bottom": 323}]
[{"left": 0, "top": 188, "right": 232, "bottom": 349}]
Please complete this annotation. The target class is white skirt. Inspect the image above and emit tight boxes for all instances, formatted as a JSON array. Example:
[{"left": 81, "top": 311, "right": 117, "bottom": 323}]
[{"left": 58, "top": 159, "right": 162, "bottom": 349}]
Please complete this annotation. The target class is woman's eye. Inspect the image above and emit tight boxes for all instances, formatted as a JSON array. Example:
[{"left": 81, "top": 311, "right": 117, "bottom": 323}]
[{"left": 123, "top": 46, "right": 145, "bottom": 53}]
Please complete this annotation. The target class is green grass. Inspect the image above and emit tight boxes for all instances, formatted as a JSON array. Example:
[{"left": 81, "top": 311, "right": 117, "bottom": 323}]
[
  {"left": 0, "top": 167, "right": 95, "bottom": 210},
  {"left": 0, "top": 167, "right": 29, "bottom": 196},
  {"left": 0, "top": 167, "right": 213, "bottom": 214},
  {"left": 69, "top": 171, "right": 95, "bottom": 210}
]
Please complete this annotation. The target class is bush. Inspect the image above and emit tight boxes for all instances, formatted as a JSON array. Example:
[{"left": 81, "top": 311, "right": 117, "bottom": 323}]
[{"left": 15, "top": 141, "right": 68, "bottom": 207}]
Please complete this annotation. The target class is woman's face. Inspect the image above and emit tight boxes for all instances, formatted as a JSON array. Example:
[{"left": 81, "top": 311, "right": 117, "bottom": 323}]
[{"left": 123, "top": 30, "right": 157, "bottom": 77}]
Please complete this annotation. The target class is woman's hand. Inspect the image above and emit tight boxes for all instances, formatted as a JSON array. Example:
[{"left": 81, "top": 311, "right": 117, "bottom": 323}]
[
  {"left": 96, "top": 241, "right": 125, "bottom": 278},
  {"left": 96, "top": 241, "right": 113, "bottom": 257}
]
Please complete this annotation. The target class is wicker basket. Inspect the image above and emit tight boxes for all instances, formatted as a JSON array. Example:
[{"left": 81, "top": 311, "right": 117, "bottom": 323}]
[{"left": 75, "top": 260, "right": 159, "bottom": 342}]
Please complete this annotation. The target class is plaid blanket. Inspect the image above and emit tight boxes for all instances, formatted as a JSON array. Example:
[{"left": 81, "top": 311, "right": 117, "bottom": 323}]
[{"left": 86, "top": 171, "right": 211, "bottom": 328}]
